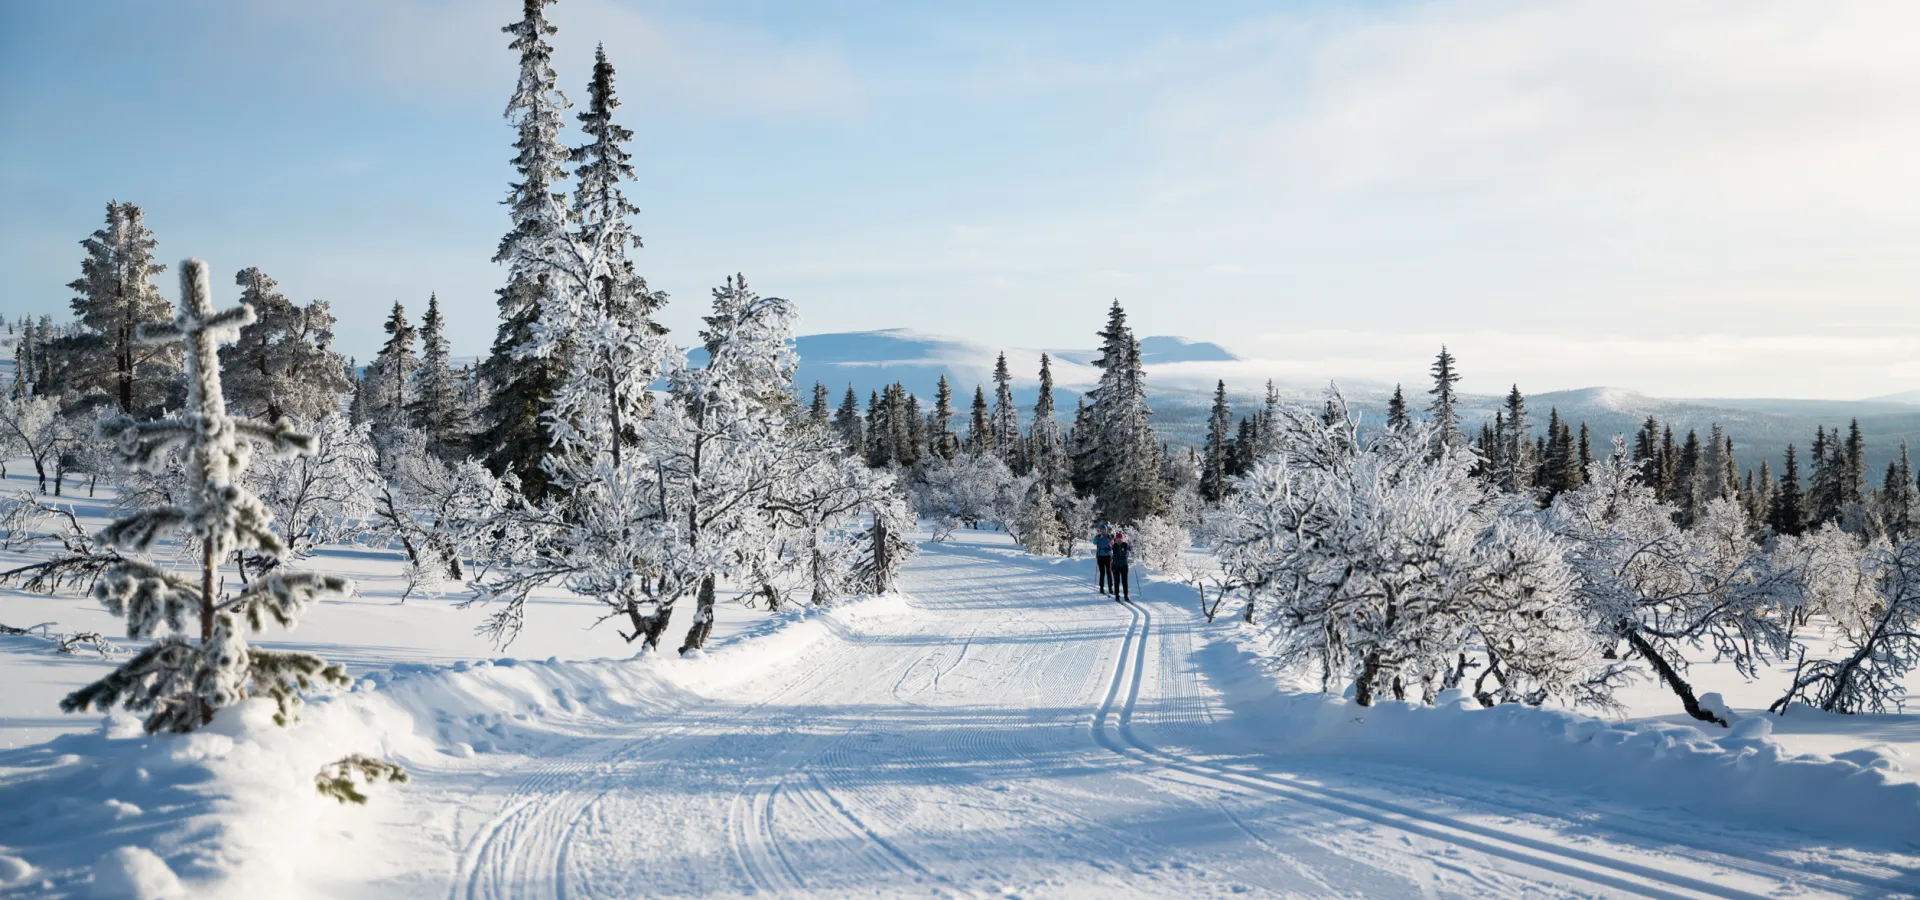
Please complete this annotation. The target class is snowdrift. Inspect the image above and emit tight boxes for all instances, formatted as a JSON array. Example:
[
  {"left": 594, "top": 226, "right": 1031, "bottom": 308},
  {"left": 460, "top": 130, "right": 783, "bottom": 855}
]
[
  {"left": 1200, "top": 631, "right": 1920, "bottom": 849},
  {"left": 0, "top": 593, "right": 914, "bottom": 898}
]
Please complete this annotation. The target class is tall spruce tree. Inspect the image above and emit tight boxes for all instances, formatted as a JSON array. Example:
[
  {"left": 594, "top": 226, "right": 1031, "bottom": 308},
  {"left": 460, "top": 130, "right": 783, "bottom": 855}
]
[
  {"left": 366, "top": 303, "right": 418, "bottom": 429},
  {"left": 408, "top": 294, "right": 472, "bottom": 458},
  {"left": 65, "top": 201, "right": 180, "bottom": 414},
  {"left": 968, "top": 385, "right": 992, "bottom": 456},
  {"left": 1029, "top": 354, "right": 1065, "bottom": 489},
  {"left": 833, "top": 384, "right": 864, "bottom": 455},
  {"left": 1081, "top": 302, "right": 1165, "bottom": 523},
  {"left": 808, "top": 381, "right": 831, "bottom": 426},
  {"left": 481, "top": 0, "right": 572, "bottom": 498},
  {"left": 1770, "top": 444, "right": 1807, "bottom": 536},
  {"left": 930, "top": 374, "right": 957, "bottom": 460},
  {"left": 990, "top": 352, "right": 1021, "bottom": 469},
  {"left": 1199, "top": 379, "right": 1233, "bottom": 504},
  {"left": 1386, "top": 384, "right": 1410, "bottom": 430},
  {"left": 1494, "top": 384, "right": 1534, "bottom": 496},
  {"left": 1427, "top": 346, "right": 1462, "bottom": 447}
]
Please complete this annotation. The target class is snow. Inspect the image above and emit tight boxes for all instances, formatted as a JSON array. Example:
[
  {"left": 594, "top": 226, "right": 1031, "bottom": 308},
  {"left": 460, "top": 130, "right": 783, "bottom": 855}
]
[{"left": 4, "top": 499, "right": 1920, "bottom": 895}]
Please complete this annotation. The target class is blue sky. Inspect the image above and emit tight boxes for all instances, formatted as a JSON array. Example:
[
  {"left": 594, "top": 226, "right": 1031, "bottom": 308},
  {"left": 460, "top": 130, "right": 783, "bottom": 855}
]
[{"left": 4, "top": 1, "right": 1918, "bottom": 399}]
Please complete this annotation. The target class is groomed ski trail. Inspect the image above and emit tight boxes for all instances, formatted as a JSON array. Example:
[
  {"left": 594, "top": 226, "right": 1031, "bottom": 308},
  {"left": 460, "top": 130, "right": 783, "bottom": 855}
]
[{"left": 374, "top": 538, "right": 1893, "bottom": 899}]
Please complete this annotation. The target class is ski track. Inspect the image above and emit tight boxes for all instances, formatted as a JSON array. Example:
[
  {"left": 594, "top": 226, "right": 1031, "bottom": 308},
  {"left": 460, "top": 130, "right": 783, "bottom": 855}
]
[{"left": 389, "top": 541, "right": 1912, "bottom": 899}]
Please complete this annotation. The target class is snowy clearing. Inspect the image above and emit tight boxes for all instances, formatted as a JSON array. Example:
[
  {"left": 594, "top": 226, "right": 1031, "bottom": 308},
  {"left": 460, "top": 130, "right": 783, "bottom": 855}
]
[{"left": 4, "top": 527, "right": 1917, "bottom": 898}]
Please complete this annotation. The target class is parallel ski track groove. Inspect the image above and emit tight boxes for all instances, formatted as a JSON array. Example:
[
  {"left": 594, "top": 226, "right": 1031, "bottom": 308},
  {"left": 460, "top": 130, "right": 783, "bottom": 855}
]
[{"left": 1096, "top": 594, "right": 1789, "bottom": 900}]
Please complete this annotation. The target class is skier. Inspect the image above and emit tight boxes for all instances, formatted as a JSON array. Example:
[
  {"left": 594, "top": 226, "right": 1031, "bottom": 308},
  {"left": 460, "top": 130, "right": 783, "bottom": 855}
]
[
  {"left": 1093, "top": 524, "right": 1114, "bottom": 594},
  {"left": 1110, "top": 530, "right": 1132, "bottom": 602}
]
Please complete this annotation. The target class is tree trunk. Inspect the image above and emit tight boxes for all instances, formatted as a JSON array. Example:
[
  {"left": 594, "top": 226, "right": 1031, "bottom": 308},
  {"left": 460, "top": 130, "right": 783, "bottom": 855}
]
[
  {"left": 679, "top": 575, "right": 717, "bottom": 654},
  {"left": 1625, "top": 628, "right": 1727, "bottom": 727},
  {"left": 1354, "top": 650, "right": 1385, "bottom": 707},
  {"left": 872, "top": 516, "right": 891, "bottom": 594},
  {"left": 762, "top": 583, "right": 779, "bottom": 613},
  {"left": 201, "top": 545, "right": 216, "bottom": 643}
]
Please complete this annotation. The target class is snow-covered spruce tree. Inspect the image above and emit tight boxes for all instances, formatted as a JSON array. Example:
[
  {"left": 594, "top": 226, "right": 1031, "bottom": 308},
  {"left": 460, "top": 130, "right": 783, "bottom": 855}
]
[
  {"left": 1199, "top": 379, "right": 1233, "bottom": 505},
  {"left": 929, "top": 374, "right": 958, "bottom": 460},
  {"left": 833, "top": 384, "right": 865, "bottom": 456},
  {"left": 363, "top": 302, "right": 417, "bottom": 430},
  {"left": 407, "top": 294, "right": 474, "bottom": 459},
  {"left": 968, "top": 385, "right": 992, "bottom": 456},
  {"left": 60, "top": 259, "right": 353, "bottom": 733},
  {"left": 1493, "top": 384, "right": 1535, "bottom": 497},
  {"left": 1213, "top": 391, "right": 1606, "bottom": 707},
  {"left": 1014, "top": 480, "right": 1062, "bottom": 555},
  {"left": 1080, "top": 302, "right": 1167, "bottom": 524},
  {"left": 65, "top": 201, "right": 182, "bottom": 415},
  {"left": 1427, "top": 346, "right": 1462, "bottom": 450},
  {"left": 990, "top": 352, "right": 1022, "bottom": 471},
  {"left": 219, "top": 267, "right": 350, "bottom": 423},
  {"left": 1548, "top": 439, "right": 1797, "bottom": 726},
  {"left": 1028, "top": 354, "right": 1065, "bottom": 488},
  {"left": 1386, "top": 384, "right": 1409, "bottom": 430},
  {"left": 481, "top": 0, "right": 573, "bottom": 499}
]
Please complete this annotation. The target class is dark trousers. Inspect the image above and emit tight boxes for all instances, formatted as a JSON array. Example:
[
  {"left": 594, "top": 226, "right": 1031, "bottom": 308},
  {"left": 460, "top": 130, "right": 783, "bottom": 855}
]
[
  {"left": 1096, "top": 556, "right": 1112, "bottom": 592},
  {"left": 1112, "top": 564, "right": 1130, "bottom": 600}
]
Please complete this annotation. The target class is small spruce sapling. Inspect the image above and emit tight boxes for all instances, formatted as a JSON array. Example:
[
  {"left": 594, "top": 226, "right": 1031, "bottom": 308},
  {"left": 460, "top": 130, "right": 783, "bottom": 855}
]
[{"left": 61, "top": 260, "right": 356, "bottom": 733}]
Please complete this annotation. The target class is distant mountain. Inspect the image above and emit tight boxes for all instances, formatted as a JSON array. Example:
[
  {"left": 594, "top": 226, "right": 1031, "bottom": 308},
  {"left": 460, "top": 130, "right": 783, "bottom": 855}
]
[{"left": 1865, "top": 389, "right": 1920, "bottom": 406}]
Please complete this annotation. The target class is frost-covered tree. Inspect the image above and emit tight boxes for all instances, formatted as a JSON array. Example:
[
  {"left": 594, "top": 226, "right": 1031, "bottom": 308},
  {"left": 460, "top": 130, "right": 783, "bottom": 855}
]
[
  {"left": 1013, "top": 480, "right": 1062, "bottom": 555},
  {"left": 61, "top": 201, "right": 181, "bottom": 415},
  {"left": 1773, "top": 537, "right": 1920, "bottom": 714},
  {"left": 219, "top": 267, "right": 350, "bottom": 423},
  {"left": 1079, "top": 302, "right": 1166, "bottom": 524},
  {"left": 1386, "top": 384, "right": 1409, "bottom": 430},
  {"left": 915, "top": 451, "right": 1014, "bottom": 539},
  {"left": 1493, "top": 385, "right": 1535, "bottom": 496},
  {"left": 372, "top": 426, "right": 512, "bottom": 593},
  {"left": 60, "top": 259, "right": 352, "bottom": 733},
  {"left": 1214, "top": 393, "right": 1599, "bottom": 707},
  {"left": 364, "top": 302, "right": 418, "bottom": 429},
  {"left": 481, "top": 0, "right": 573, "bottom": 499},
  {"left": 407, "top": 294, "right": 473, "bottom": 459},
  {"left": 0, "top": 395, "right": 75, "bottom": 493},
  {"left": 1028, "top": 354, "right": 1066, "bottom": 490},
  {"left": 247, "top": 413, "right": 378, "bottom": 562},
  {"left": 1550, "top": 440, "right": 1796, "bottom": 726},
  {"left": 1199, "top": 380, "right": 1233, "bottom": 505},
  {"left": 833, "top": 384, "right": 865, "bottom": 456},
  {"left": 1427, "top": 347, "right": 1462, "bottom": 449},
  {"left": 968, "top": 385, "right": 992, "bottom": 456},
  {"left": 990, "top": 352, "right": 1022, "bottom": 470},
  {"left": 930, "top": 374, "right": 958, "bottom": 460}
]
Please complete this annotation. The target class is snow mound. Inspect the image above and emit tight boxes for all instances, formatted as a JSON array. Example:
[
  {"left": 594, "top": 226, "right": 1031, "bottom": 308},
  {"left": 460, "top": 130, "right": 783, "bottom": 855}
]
[
  {"left": 90, "top": 847, "right": 183, "bottom": 899},
  {"left": 1205, "top": 634, "right": 1920, "bottom": 847}
]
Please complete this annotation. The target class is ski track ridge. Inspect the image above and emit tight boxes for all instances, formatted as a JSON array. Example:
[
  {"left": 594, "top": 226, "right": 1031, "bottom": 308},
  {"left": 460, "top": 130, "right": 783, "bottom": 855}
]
[{"left": 1097, "top": 592, "right": 1820, "bottom": 900}]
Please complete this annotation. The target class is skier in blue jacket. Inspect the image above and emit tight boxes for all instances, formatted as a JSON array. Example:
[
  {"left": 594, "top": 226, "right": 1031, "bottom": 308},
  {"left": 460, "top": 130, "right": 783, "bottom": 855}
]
[{"left": 1093, "top": 525, "right": 1114, "bottom": 595}]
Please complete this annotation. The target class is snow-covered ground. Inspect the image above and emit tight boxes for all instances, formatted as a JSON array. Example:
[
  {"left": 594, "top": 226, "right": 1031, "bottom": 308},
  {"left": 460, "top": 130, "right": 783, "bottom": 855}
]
[{"left": 2, "top": 485, "right": 1919, "bottom": 897}]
